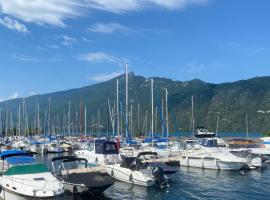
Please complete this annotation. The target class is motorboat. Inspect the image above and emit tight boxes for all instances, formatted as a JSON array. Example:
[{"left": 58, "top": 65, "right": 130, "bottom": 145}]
[
  {"left": 51, "top": 156, "right": 114, "bottom": 195},
  {"left": 179, "top": 138, "right": 247, "bottom": 170},
  {"left": 105, "top": 152, "right": 177, "bottom": 187},
  {"left": 47, "top": 142, "right": 64, "bottom": 153},
  {"left": 0, "top": 151, "right": 64, "bottom": 199},
  {"left": 195, "top": 127, "right": 216, "bottom": 138},
  {"left": 75, "top": 139, "right": 120, "bottom": 165}
]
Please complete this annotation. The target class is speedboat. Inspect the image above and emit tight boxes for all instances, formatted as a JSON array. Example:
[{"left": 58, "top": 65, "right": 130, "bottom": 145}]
[
  {"left": 195, "top": 127, "right": 216, "bottom": 138},
  {"left": 51, "top": 156, "right": 114, "bottom": 195},
  {"left": 105, "top": 152, "right": 177, "bottom": 187},
  {"left": 0, "top": 151, "right": 64, "bottom": 200},
  {"left": 75, "top": 139, "right": 120, "bottom": 165},
  {"left": 179, "top": 138, "right": 247, "bottom": 170}
]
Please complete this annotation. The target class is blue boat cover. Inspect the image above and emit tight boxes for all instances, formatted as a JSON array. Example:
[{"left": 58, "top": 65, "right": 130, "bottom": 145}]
[
  {"left": 0, "top": 150, "right": 30, "bottom": 159},
  {"left": 5, "top": 156, "right": 35, "bottom": 165}
]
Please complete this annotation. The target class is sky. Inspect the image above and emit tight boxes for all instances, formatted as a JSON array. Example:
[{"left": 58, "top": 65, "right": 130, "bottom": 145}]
[{"left": 0, "top": 0, "right": 270, "bottom": 101}]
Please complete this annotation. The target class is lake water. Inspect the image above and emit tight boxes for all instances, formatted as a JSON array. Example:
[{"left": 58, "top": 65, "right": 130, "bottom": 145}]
[{"left": 43, "top": 132, "right": 269, "bottom": 200}]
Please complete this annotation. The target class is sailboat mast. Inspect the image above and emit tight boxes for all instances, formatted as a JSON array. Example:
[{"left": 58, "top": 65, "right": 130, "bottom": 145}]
[
  {"left": 151, "top": 78, "right": 154, "bottom": 147},
  {"left": 116, "top": 79, "right": 120, "bottom": 138},
  {"left": 164, "top": 88, "right": 169, "bottom": 142},
  {"left": 246, "top": 114, "right": 249, "bottom": 139},
  {"left": 191, "top": 95, "right": 194, "bottom": 135},
  {"left": 125, "top": 63, "right": 129, "bottom": 140},
  {"left": 68, "top": 101, "right": 71, "bottom": 137},
  {"left": 84, "top": 106, "right": 87, "bottom": 136}
]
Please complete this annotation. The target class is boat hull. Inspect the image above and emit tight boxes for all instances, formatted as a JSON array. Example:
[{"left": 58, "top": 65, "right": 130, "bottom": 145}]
[
  {"left": 105, "top": 165, "right": 155, "bottom": 187},
  {"left": 0, "top": 188, "right": 63, "bottom": 200},
  {"left": 179, "top": 156, "right": 245, "bottom": 170}
]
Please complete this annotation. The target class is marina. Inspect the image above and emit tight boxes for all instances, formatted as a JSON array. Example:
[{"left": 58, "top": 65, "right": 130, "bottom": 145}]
[{"left": 1, "top": 0, "right": 270, "bottom": 199}]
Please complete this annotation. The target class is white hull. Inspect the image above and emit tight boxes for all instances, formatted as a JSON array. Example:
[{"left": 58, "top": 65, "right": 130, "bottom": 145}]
[
  {"left": 105, "top": 165, "right": 155, "bottom": 187},
  {"left": 179, "top": 156, "right": 244, "bottom": 170},
  {"left": 0, "top": 188, "right": 62, "bottom": 200}
]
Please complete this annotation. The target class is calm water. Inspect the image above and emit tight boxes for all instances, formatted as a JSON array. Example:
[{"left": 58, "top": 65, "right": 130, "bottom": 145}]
[{"left": 42, "top": 152, "right": 270, "bottom": 200}]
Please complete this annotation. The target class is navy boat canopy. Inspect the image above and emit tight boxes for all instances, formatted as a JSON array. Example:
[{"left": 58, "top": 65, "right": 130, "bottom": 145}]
[{"left": 95, "top": 139, "right": 119, "bottom": 154}]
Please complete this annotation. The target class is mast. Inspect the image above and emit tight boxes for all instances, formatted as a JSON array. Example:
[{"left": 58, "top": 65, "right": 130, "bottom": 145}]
[
  {"left": 151, "top": 78, "right": 154, "bottom": 147},
  {"left": 98, "top": 107, "right": 100, "bottom": 137},
  {"left": 84, "top": 106, "right": 87, "bottom": 136},
  {"left": 246, "top": 114, "right": 249, "bottom": 139},
  {"left": 130, "top": 105, "right": 133, "bottom": 136},
  {"left": 125, "top": 63, "right": 129, "bottom": 140},
  {"left": 37, "top": 103, "right": 40, "bottom": 135},
  {"left": 216, "top": 112, "right": 220, "bottom": 136},
  {"left": 137, "top": 104, "right": 140, "bottom": 135},
  {"left": 191, "top": 95, "right": 195, "bottom": 136},
  {"left": 68, "top": 101, "right": 71, "bottom": 137},
  {"left": 116, "top": 79, "right": 120, "bottom": 138},
  {"left": 48, "top": 97, "right": 51, "bottom": 136},
  {"left": 161, "top": 99, "right": 164, "bottom": 134},
  {"left": 164, "top": 88, "right": 169, "bottom": 142}
]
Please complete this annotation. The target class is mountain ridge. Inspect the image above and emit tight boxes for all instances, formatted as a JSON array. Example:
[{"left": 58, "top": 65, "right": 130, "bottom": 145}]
[{"left": 1, "top": 73, "right": 270, "bottom": 135}]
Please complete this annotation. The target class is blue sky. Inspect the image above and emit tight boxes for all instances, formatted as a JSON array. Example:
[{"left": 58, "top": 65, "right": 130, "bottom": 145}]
[{"left": 0, "top": 0, "right": 270, "bottom": 100}]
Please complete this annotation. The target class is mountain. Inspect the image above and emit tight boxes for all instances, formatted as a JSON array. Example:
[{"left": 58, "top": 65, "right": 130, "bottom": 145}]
[{"left": 1, "top": 73, "right": 270, "bottom": 136}]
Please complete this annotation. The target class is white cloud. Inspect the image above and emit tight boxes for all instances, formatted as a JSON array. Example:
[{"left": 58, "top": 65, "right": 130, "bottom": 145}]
[
  {"left": 80, "top": 52, "right": 122, "bottom": 63},
  {"left": 89, "top": 71, "right": 123, "bottom": 82},
  {"left": 29, "top": 91, "right": 37, "bottom": 96},
  {"left": 85, "top": 0, "right": 209, "bottom": 13},
  {"left": 82, "top": 37, "right": 93, "bottom": 43},
  {"left": 9, "top": 91, "right": 19, "bottom": 99},
  {"left": 0, "top": 0, "right": 82, "bottom": 27},
  {"left": 185, "top": 62, "right": 205, "bottom": 78},
  {"left": 0, "top": 16, "right": 29, "bottom": 32},
  {"left": 13, "top": 54, "right": 61, "bottom": 63},
  {"left": 61, "top": 35, "right": 77, "bottom": 47},
  {"left": 0, "top": 0, "right": 209, "bottom": 31},
  {"left": 89, "top": 22, "right": 133, "bottom": 34},
  {"left": 0, "top": 91, "right": 20, "bottom": 102}
]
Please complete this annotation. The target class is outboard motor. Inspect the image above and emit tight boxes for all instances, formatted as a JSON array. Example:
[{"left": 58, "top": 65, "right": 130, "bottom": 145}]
[{"left": 152, "top": 166, "right": 167, "bottom": 186}]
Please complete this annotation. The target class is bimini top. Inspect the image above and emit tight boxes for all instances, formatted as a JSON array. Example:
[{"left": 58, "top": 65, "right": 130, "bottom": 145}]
[
  {"left": 5, "top": 156, "right": 35, "bottom": 165},
  {"left": 0, "top": 150, "right": 32, "bottom": 160},
  {"left": 94, "top": 139, "right": 119, "bottom": 155},
  {"left": 52, "top": 156, "right": 88, "bottom": 164}
]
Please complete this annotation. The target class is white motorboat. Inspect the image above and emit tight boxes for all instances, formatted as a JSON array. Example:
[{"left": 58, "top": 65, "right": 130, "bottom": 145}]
[
  {"left": 0, "top": 153, "right": 64, "bottom": 200},
  {"left": 179, "top": 138, "right": 247, "bottom": 170},
  {"left": 75, "top": 139, "right": 120, "bottom": 165},
  {"left": 105, "top": 152, "right": 177, "bottom": 187}
]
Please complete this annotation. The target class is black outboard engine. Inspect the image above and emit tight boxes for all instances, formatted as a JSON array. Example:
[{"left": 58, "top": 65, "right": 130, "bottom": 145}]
[{"left": 152, "top": 166, "right": 167, "bottom": 186}]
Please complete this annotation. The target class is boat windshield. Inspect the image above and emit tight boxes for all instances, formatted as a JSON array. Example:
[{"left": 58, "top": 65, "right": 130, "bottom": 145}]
[{"left": 4, "top": 163, "right": 49, "bottom": 176}]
